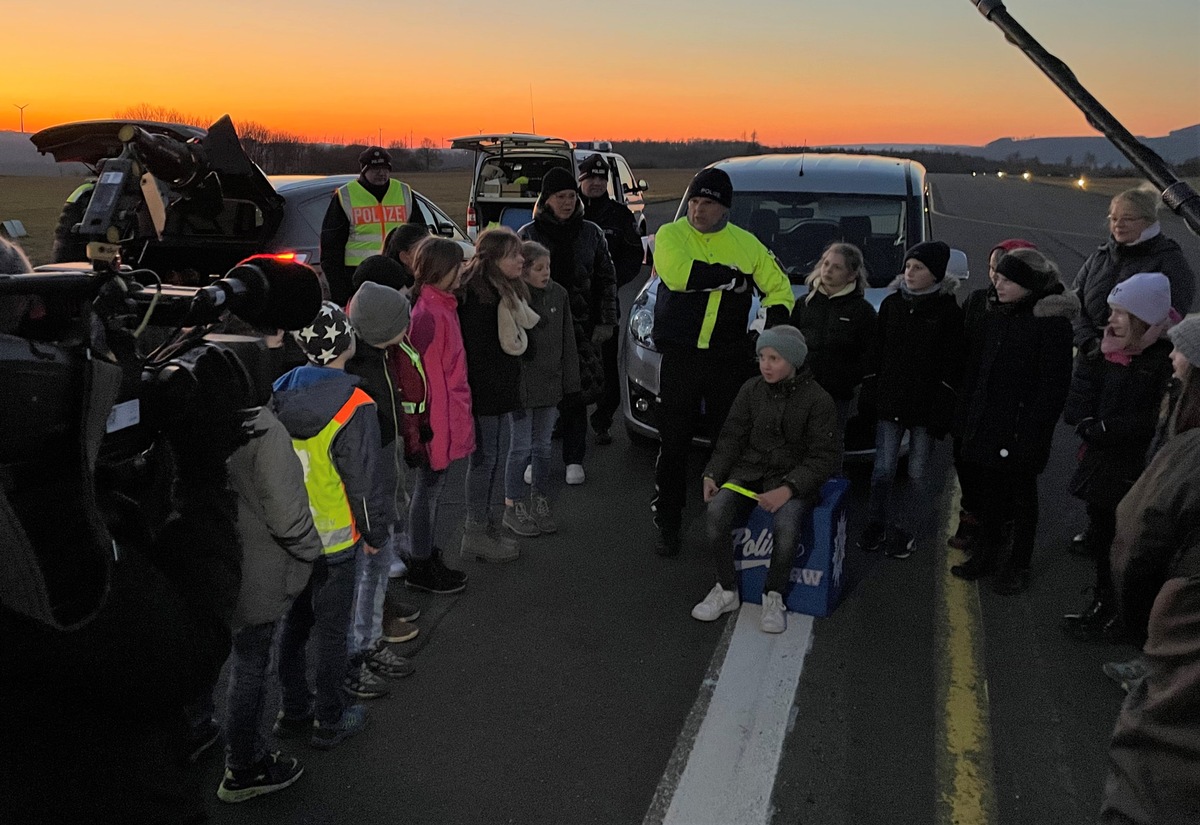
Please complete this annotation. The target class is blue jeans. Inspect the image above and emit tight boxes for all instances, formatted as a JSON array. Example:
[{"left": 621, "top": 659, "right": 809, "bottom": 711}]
[
  {"left": 704, "top": 489, "right": 807, "bottom": 594},
  {"left": 348, "top": 538, "right": 395, "bottom": 657},
  {"left": 224, "top": 621, "right": 278, "bottom": 770},
  {"left": 278, "top": 549, "right": 358, "bottom": 726},
  {"left": 409, "top": 464, "right": 448, "bottom": 561},
  {"left": 507, "top": 406, "right": 558, "bottom": 498},
  {"left": 868, "top": 420, "right": 933, "bottom": 530},
  {"left": 466, "top": 414, "right": 507, "bottom": 524}
]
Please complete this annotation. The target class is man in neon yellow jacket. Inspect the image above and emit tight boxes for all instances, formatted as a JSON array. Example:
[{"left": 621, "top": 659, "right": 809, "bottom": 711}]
[{"left": 651, "top": 167, "right": 794, "bottom": 556}]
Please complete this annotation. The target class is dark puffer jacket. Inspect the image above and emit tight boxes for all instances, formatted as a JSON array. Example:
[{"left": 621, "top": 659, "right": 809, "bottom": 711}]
[
  {"left": 457, "top": 277, "right": 524, "bottom": 417},
  {"left": 518, "top": 200, "right": 618, "bottom": 334},
  {"left": 704, "top": 368, "right": 841, "bottom": 502},
  {"left": 863, "top": 278, "right": 964, "bottom": 433},
  {"left": 953, "top": 287, "right": 1078, "bottom": 474},
  {"left": 1072, "top": 232, "right": 1196, "bottom": 351},
  {"left": 789, "top": 285, "right": 877, "bottom": 401},
  {"left": 1063, "top": 339, "right": 1174, "bottom": 509}
]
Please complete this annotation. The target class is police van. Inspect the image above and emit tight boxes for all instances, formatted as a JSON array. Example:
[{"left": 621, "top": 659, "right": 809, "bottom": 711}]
[
  {"left": 449, "top": 133, "right": 649, "bottom": 240},
  {"left": 623, "top": 152, "right": 970, "bottom": 457}
]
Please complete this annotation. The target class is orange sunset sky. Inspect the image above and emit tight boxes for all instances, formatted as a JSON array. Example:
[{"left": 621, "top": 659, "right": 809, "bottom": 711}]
[{"left": 6, "top": 0, "right": 1199, "bottom": 147}]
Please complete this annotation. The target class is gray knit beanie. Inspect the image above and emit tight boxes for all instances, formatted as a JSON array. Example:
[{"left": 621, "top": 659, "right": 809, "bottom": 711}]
[
  {"left": 756, "top": 325, "right": 808, "bottom": 369},
  {"left": 1168, "top": 315, "right": 1200, "bottom": 368},
  {"left": 348, "top": 281, "right": 411, "bottom": 347}
]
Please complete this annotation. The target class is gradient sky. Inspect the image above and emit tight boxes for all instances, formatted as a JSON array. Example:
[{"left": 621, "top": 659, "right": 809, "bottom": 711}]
[{"left": 6, "top": 0, "right": 1199, "bottom": 147}]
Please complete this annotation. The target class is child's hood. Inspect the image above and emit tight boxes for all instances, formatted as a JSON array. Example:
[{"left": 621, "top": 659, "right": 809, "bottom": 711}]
[{"left": 271, "top": 365, "right": 363, "bottom": 440}]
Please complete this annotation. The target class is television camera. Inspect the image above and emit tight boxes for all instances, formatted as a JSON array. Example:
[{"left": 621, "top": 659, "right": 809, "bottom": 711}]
[{"left": 0, "top": 123, "right": 322, "bottom": 631}]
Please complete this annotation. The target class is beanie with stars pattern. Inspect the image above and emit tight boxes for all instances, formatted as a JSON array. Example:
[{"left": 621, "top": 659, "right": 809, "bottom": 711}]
[{"left": 292, "top": 300, "right": 356, "bottom": 365}]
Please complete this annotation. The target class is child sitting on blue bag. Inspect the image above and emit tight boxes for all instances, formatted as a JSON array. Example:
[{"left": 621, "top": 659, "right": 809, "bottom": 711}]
[{"left": 691, "top": 325, "right": 841, "bottom": 633}]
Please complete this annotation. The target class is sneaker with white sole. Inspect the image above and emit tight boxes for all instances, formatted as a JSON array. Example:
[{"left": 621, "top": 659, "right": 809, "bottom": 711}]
[
  {"left": 565, "top": 464, "right": 585, "bottom": 485},
  {"left": 217, "top": 751, "right": 304, "bottom": 803},
  {"left": 691, "top": 583, "right": 740, "bottom": 621},
  {"left": 524, "top": 464, "right": 532, "bottom": 485},
  {"left": 761, "top": 591, "right": 786, "bottom": 633}
]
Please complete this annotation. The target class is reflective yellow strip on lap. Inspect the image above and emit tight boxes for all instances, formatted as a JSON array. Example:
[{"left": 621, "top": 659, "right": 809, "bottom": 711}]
[
  {"left": 720, "top": 482, "right": 758, "bottom": 500},
  {"left": 936, "top": 484, "right": 997, "bottom": 824},
  {"left": 696, "top": 291, "right": 721, "bottom": 349}
]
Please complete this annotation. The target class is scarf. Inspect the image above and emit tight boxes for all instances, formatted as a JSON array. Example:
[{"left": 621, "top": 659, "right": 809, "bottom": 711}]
[
  {"left": 497, "top": 294, "right": 540, "bottom": 356},
  {"left": 534, "top": 203, "right": 584, "bottom": 289},
  {"left": 1101, "top": 307, "right": 1182, "bottom": 366}
]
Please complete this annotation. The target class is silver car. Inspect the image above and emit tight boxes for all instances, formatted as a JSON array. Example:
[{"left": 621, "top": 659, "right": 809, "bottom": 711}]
[{"left": 623, "top": 153, "right": 968, "bottom": 458}]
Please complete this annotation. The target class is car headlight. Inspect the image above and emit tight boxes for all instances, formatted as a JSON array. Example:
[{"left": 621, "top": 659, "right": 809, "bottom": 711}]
[{"left": 630, "top": 305, "right": 655, "bottom": 348}]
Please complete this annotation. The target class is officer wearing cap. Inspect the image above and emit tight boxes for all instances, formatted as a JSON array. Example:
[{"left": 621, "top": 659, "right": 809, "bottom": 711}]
[
  {"left": 650, "top": 166, "right": 795, "bottom": 557},
  {"left": 577, "top": 153, "right": 645, "bottom": 444},
  {"left": 320, "top": 146, "right": 416, "bottom": 306}
]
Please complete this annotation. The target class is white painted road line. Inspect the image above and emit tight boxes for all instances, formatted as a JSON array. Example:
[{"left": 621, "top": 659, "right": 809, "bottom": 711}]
[{"left": 660, "top": 604, "right": 815, "bottom": 825}]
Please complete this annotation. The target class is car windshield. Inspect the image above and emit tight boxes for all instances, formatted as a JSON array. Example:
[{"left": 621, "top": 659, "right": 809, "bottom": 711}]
[
  {"left": 478, "top": 156, "right": 572, "bottom": 199},
  {"left": 727, "top": 192, "right": 907, "bottom": 287}
]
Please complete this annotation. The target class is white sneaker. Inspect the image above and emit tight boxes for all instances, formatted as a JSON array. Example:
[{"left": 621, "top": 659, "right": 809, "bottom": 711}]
[
  {"left": 761, "top": 591, "right": 786, "bottom": 633},
  {"left": 691, "top": 583, "right": 740, "bottom": 621},
  {"left": 523, "top": 464, "right": 532, "bottom": 485},
  {"left": 565, "top": 464, "right": 585, "bottom": 485}
]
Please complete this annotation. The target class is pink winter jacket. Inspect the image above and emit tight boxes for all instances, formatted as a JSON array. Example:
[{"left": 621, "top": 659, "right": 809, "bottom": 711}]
[{"left": 410, "top": 285, "right": 475, "bottom": 470}]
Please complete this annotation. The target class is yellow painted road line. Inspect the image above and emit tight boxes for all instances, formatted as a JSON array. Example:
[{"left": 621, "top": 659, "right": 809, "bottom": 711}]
[{"left": 936, "top": 485, "right": 998, "bottom": 825}]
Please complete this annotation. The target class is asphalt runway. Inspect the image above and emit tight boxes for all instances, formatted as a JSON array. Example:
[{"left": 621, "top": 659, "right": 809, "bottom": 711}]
[{"left": 202, "top": 174, "right": 1200, "bottom": 825}]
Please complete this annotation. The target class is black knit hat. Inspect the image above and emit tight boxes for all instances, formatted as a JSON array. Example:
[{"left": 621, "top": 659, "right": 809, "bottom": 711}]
[
  {"left": 903, "top": 240, "right": 951, "bottom": 282},
  {"left": 353, "top": 254, "right": 413, "bottom": 293},
  {"left": 578, "top": 153, "right": 608, "bottom": 180},
  {"left": 359, "top": 146, "right": 392, "bottom": 171},
  {"left": 540, "top": 166, "right": 577, "bottom": 198},
  {"left": 995, "top": 253, "right": 1052, "bottom": 294},
  {"left": 686, "top": 168, "right": 733, "bottom": 208}
]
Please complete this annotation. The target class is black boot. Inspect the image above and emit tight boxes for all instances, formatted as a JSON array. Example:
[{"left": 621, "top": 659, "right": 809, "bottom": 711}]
[
  {"left": 655, "top": 512, "right": 681, "bottom": 557},
  {"left": 405, "top": 553, "right": 466, "bottom": 595},
  {"left": 950, "top": 551, "right": 994, "bottom": 581},
  {"left": 948, "top": 511, "right": 978, "bottom": 551}
]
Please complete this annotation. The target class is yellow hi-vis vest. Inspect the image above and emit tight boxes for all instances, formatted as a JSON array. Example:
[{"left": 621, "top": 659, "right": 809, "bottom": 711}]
[
  {"left": 396, "top": 339, "right": 428, "bottom": 415},
  {"left": 291, "top": 388, "right": 375, "bottom": 555},
  {"left": 338, "top": 179, "right": 414, "bottom": 268}
]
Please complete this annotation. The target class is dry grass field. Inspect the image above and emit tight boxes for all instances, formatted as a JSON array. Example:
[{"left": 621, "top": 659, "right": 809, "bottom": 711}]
[{"left": 0, "top": 168, "right": 699, "bottom": 268}]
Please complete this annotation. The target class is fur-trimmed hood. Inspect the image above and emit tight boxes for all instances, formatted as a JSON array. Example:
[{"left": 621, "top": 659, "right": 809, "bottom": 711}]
[
  {"left": 887, "top": 273, "right": 963, "bottom": 298},
  {"left": 1033, "top": 289, "right": 1080, "bottom": 319}
]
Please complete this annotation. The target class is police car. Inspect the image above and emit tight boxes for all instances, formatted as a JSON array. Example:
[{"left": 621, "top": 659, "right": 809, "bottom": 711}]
[{"left": 449, "top": 133, "right": 649, "bottom": 240}]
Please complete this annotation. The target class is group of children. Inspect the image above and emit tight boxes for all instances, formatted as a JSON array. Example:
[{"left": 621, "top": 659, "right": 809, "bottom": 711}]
[
  {"left": 688, "top": 216, "right": 1194, "bottom": 634},
  {"left": 204, "top": 227, "right": 580, "bottom": 803}
]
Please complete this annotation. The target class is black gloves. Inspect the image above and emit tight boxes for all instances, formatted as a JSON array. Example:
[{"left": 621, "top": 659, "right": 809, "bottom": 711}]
[{"left": 763, "top": 304, "right": 790, "bottom": 329}]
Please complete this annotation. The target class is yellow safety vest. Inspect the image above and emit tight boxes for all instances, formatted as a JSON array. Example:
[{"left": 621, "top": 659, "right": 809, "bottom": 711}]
[
  {"left": 338, "top": 179, "right": 414, "bottom": 268},
  {"left": 290, "top": 388, "right": 375, "bottom": 555}
]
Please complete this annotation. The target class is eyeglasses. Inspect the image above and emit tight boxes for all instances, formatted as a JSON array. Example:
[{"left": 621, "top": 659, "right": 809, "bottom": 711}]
[{"left": 1108, "top": 215, "right": 1149, "bottom": 225}]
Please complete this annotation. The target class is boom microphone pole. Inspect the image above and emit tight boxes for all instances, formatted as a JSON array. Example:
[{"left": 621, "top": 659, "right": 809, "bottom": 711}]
[{"left": 969, "top": 0, "right": 1200, "bottom": 236}]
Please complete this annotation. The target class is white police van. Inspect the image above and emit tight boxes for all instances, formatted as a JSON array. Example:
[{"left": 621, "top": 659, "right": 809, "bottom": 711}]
[
  {"left": 449, "top": 133, "right": 649, "bottom": 240},
  {"left": 623, "top": 152, "right": 969, "bottom": 458}
]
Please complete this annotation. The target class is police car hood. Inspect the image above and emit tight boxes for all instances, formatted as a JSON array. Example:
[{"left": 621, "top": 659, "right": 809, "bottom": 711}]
[{"left": 272, "top": 366, "right": 362, "bottom": 440}]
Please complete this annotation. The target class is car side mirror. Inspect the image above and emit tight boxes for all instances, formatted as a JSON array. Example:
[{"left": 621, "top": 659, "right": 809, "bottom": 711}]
[
  {"left": 437, "top": 221, "right": 456, "bottom": 238},
  {"left": 947, "top": 248, "right": 970, "bottom": 281},
  {"left": 637, "top": 179, "right": 649, "bottom": 192}
]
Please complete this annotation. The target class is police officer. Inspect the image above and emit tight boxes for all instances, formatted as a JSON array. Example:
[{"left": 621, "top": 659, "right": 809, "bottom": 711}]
[
  {"left": 577, "top": 153, "right": 645, "bottom": 445},
  {"left": 651, "top": 167, "right": 795, "bottom": 556},
  {"left": 320, "top": 147, "right": 416, "bottom": 306}
]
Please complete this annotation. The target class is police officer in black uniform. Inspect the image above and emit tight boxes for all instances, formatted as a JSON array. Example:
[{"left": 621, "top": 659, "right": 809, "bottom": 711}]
[{"left": 577, "top": 153, "right": 645, "bottom": 444}]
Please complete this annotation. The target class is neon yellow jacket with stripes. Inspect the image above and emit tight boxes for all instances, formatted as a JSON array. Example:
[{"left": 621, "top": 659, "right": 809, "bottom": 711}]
[{"left": 652, "top": 216, "right": 794, "bottom": 349}]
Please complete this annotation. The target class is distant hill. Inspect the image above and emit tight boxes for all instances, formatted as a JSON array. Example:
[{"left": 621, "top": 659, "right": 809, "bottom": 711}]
[
  {"left": 832, "top": 125, "right": 1200, "bottom": 169},
  {"left": 0, "top": 130, "right": 87, "bottom": 175}
]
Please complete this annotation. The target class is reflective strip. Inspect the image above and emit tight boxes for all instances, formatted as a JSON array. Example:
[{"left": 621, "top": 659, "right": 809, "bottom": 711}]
[
  {"left": 66, "top": 182, "right": 95, "bottom": 204},
  {"left": 398, "top": 339, "right": 427, "bottom": 413},
  {"left": 317, "top": 525, "right": 356, "bottom": 549},
  {"left": 720, "top": 482, "right": 759, "bottom": 500},
  {"left": 697, "top": 291, "right": 722, "bottom": 349}
]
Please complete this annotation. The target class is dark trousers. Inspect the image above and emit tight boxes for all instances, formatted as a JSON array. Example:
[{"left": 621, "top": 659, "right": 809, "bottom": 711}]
[
  {"left": 1086, "top": 501, "right": 1118, "bottom": 595},
  {"left": 593, "top": 331, "right": 621, "bottom": 429},
  {"left": 705, "top": 489, "right": 807, "bottom": 594},
  {"left": 974, "top": 466, "right": 1040, "bottom": 570},
  {"left": 224, "top": 620, "right": 278, "bottom": 770},
  {"left": 560, "top": 403, "right": 588, "bottom": 465},
  {"left": 953, "top": 438, "right": 984, "bottom": 516},
  {"left": 278, "top": 550, "right": 358, "bottom": 726},
  {"left": 652, "top": 344, "right": 752, "bottom": 528}
]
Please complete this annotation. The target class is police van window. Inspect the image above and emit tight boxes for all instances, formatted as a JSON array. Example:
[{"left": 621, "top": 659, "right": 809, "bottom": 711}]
[{"left": 617, "top": 159, "right": 637, "bottom": 195}]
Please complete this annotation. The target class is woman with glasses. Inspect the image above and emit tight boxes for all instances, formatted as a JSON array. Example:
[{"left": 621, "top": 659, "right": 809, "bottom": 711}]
[{"left": 1073, "top": 188, "right": 1195, "bottom": 358}]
